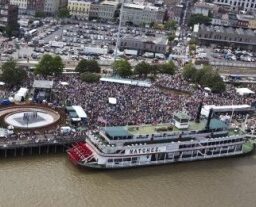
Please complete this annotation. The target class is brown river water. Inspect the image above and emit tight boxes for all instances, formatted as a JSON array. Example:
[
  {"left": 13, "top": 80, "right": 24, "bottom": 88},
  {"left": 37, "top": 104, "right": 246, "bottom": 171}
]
[{"left": 1, "top": 153, "right": 256, "bottom": 207}]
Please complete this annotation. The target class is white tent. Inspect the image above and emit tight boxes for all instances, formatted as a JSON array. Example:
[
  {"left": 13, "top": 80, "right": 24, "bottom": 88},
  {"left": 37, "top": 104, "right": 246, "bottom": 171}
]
[
  {"left": 155, "top": 53, "right": 165, "bottom": 59},
  {"left": 236, "top": 88, "right": 255, "bottom": 96},
  {"left": 124, "top": 49, "right": 138, "bottom": 56},
  {"left": 84, "top": 47, "right": 108, "bottom": 55},
  {"left": 14, "top": 88, "right": 28, "bottom": 102},
  {"left": 201, "top": 104, "right": 251, "bottom": 117},
  {"left": 8, "top": 97, "right": 14, "bottom": 102},
  {"left": 143, "top": 52, "right": 154, "bottom": 58},
  {"left": 100, "top": 77, "right": 151, "bottom": 87},
  {"left": 72, "top": 105, "right": 87, "bottom": 119},
  {"left": 60, "top": 81, "right": 69, "bottom": 86},
  {"left": 109, "top": 97, "right": 117, "bottom": 104},
  {"left": 60, "top": 126, "right": 71, "bottom": 134},
  {"left": 0, "top": 128, "right": 7, "bottom": 138}
]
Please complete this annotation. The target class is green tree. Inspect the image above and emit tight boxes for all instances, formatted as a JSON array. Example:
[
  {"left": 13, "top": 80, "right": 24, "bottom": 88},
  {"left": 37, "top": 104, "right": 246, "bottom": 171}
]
[
  {"left": 1, "top": 60, "right": 27, "bottom": 87},
  {"left": 80, "top": 72, "right": 100, "bottom": 83},
  {"left": 35, "top": 11, "right": 46, "bottom": 18},
  {"left": 159, "top": 61, "right": 176, "bottom": 75},
  {"left": 189, "top": 44, "right": 196, "bottom": 51},
  {"left": 168, "top": 34, "right": 176, "bottom": 42},
  {"left": 189, "top": 38, "right": 198, "bottom": 45},
  {"left": 193, "top": 65, "right": 212, "bottom": 84},
  {"left": 75, "top": 59, "right": 101, "bottom": 73},
  {"left": 208, "top": 72, "right": 226, "bottom": 93},
  {"left": 183, "top": 63, "right": 226, "bottom": 93},
  {"left": 5, "top": 25, "right": 13, "bottom": 38},
  {"left": 198, "top": 68, "right": 213, "bottom": 86},
  {"left": 149, "top": 22, "right": 155, "bottom": 28},
  {"left": 52, "top": 55, "right": 64, "bottom": 76},
  {"left": 188, "top": 14, "right": 211, "bottom": 27},
  {"left": 164, "top": 20, "right": 177, "bottom": 30},
  {"left": 134, "top": 61, "right": 151, "bottom": 78},
  {"left": 183, "top": 63, "right": 197, "bottom": 81},
  {"left": 75, "top": 59, "right": 87, "bottom": 73},
  {"left": 35, "top": 54, "right": 64, "bottom": 76},
  {"left": 58, "top": 7, "right": 71, "bottom": 18},
  {"left": 150, "top": 64, "right": 160, "bottom": 77},
  {"left": 112, "top": 59, "right": 132, "bottom": 78}
]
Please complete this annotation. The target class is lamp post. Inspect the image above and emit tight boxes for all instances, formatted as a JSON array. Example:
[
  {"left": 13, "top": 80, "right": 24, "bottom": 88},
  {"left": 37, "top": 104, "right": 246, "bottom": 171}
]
[{"left": 113, "top": 0, "right": 125, "bottom": 61}]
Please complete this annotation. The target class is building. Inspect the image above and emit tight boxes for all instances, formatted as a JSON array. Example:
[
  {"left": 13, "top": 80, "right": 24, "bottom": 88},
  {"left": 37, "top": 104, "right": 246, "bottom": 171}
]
[
  {"left": 68, "top": 0, "right": 91, "bottom": 20},
  {"left": 89, "top": 3, "right": 99, "bottom": 19},
  {"left": 0, "top": 0, "right": 10, "bottom": 4},
  {"left": 27, "top": 0, "right": 45, "bottom": 14},
  {"left": 0, "top": 2, "right": 18, "bottom": 34},
  {"left": 211, "top": 13, "right": 230, "bottom": 26},
  {"left": 88, "top": 0, "right": 119, "bottom": 21},
  {"left": 122, "top": 3, "right": 165, "bottom": 26},
  {"left": 98, "top": 1, "right": 118, "bottom": 20},
  {"left": 192, "top": 2, "right": 215, "bottom": 16},
  {"left": 249, "top": 18, "right": 256, "bottom": 29},
  {"left": 214, "top": 0, "right": 256, "bottom": 12},
  {"left": 119, "top": 34, "right": 169, "bottom": 55},
  {"left": 20, "top": 0, "right": 67, "bottom": 15},
  {"left": 10, "top": 0, "right": 28, "bottom": 13},
  {"left": 236, "top": 14, "right": 251, "bottom": 27},
  {"left": 235, "top": 14, "right": 256, "bottom": 28},
  {"left": 194, "top": 24, "right": 256, "bottom": 51},
  {"left": 168, "top": 4, "right": 183, "bottom": 24},
  {"left": 44, "top": 0, "right": 67, "bottom": 14}
]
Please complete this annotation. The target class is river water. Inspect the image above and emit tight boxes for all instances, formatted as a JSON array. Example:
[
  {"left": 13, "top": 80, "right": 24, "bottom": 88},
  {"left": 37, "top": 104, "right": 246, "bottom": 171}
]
[{"left": 1, "top": 153, "right": 256, "bottom": 207}]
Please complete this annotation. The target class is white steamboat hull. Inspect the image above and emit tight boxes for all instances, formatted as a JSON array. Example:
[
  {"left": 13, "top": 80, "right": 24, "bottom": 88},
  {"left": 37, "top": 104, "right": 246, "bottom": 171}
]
[{"left": 73, "top": 143, "right": 254, "bottom": 169}]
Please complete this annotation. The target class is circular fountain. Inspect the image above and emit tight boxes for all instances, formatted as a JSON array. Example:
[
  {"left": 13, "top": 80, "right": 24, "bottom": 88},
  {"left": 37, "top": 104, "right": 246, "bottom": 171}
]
[{"left": 1, "top": 106, "right": 60, "bottom": 129}]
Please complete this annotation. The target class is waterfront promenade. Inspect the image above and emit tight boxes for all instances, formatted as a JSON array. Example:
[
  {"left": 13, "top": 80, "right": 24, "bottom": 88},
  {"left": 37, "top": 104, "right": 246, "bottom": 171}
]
[{"left": 0, "top": 132, "right": 85, "bottom": 157}]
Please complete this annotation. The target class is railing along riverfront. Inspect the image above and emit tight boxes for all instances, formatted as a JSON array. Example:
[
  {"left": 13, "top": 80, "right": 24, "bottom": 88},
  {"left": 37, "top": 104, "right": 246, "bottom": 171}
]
[{"left": 0, "top": 134, "right": 85, "bottom": 149}]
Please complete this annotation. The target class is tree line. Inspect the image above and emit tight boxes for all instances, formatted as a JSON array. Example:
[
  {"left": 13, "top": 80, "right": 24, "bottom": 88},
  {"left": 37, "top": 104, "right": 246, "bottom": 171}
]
[
  {"left": 0, "top": 55, "right": 225, "bottom": 94},
  {"left": 112, "top": 59, "right": 176, "bottom": 78},
  {"left": 182, "top": 63, "right": 226, "bottom": 93},
  {"left": 75, "top": 58, "right": 176, "bottom": 82}
]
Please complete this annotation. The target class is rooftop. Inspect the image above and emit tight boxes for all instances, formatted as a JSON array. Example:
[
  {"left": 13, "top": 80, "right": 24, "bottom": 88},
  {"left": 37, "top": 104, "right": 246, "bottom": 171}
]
[
  {"left": 103, "top": 119, "right": 227, "bottom": 138},
  {"left": 122, "top": 34, "right": 168, "bottom": 45},
  {"left": 123, "top": 3, "right": 161, "bottom": 11},
  {"left": 33, "top": 80, "right": 54, "bottom": 89},
  {"left": 199, "top": 24, "right": 256, "bottom": 36},
  {"left": 101, "top": 1, "right": 119, "bottom": 6},
  {"left": 100, "top": 77, "right": 152, "bottom": 87},
  {"left": 236, "top": 14, "right": 255, "bottom": 21},
  {"left": 194, "top": 2, "right": 215, "bottom": 9},
  {"left": 123, "top": 3, "right": 145, "bottom": 10},
  {"left": 174, "top": 111, "right": 190, "bottom": 120}
]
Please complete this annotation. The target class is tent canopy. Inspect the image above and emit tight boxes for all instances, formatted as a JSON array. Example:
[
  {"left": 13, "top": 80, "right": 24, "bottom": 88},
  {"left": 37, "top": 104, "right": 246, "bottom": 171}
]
[
  {"left": 100, "top": 77, "right": 151, "bottom": 87},
  {"left": 60, "top": 81, "right": 69, "bottom": 86},
  {"left": 109, "top": 97, "right": 117, "bottom": 104},
  {"left": 236, "top": 88, "right": 255, "bottom": 96},
  {"left": 33, "top": 80, "right": 54, "bottom": 89}
]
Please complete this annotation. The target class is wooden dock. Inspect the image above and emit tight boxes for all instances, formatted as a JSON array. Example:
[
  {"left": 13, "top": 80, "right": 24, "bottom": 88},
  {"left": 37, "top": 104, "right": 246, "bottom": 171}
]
[{"left": 0, "top": 134, "right": 85, "bottom": 158}]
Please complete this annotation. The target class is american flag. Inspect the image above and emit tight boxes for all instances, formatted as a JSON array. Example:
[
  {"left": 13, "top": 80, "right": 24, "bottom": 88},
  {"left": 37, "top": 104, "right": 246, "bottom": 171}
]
[{"left": 97, "top": 116, "right": 107, "bottom": 124}]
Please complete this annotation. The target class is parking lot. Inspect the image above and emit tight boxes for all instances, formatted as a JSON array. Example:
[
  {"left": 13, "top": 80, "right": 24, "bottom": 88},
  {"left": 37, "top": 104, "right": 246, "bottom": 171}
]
[
  {"left": 195, "top": 46, "right": 256, "bottom": 64},
  {"left": 0, "top": 18, "right": 170, "bottom": 66}
]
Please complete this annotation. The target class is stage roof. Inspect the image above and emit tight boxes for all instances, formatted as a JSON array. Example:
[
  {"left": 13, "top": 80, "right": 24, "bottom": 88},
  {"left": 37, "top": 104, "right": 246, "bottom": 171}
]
[{"left": 33, "top": 80, "right": 54, "bottom": 89}]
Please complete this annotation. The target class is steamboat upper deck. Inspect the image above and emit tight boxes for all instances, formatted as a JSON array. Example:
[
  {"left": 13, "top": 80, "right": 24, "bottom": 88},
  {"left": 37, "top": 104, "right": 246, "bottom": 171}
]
[
  {"left": 87, "top": 118, "right": 245, "bottom": 148},
  {"left": 103, "top": 119, "right": 228, "bottom": 139}
]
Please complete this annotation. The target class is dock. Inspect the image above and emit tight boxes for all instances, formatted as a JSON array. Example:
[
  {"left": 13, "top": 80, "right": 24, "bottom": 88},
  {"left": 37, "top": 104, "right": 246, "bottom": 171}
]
[{"left": 0, "top": 133, "right": 85, "bottom": 158}]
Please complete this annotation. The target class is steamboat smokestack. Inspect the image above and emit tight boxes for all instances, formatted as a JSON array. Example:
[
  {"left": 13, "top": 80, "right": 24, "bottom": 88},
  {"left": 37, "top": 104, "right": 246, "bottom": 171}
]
[
  {"left": 195, "top": 102, "right": 203, "bottom": 123},
  {"left": 205, "top": 108, "right": 213, "bottom": 130}
]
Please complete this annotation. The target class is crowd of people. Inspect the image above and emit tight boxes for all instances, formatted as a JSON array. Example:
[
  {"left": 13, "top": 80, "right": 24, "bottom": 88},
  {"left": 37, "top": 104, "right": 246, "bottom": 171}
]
[
  {"left": 52, "top": 73, "right": 256, "bottom": 128},
  {"left": 1, "top": 72, "right": 255, "bottom": 131}
]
